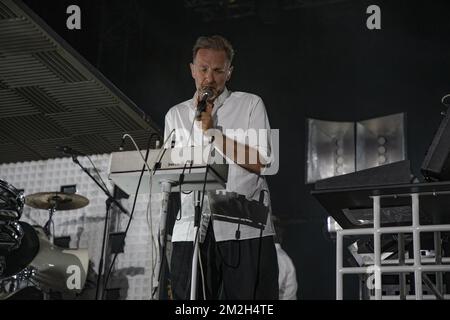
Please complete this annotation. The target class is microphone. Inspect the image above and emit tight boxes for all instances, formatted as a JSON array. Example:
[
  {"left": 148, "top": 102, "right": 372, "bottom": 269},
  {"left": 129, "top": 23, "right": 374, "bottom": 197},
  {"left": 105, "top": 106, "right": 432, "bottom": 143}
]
[
  {"left": 56, "top": 145, "right": 85, "bottom": 156},
  {"left": 195, "top": 87, "right": 214, "bottom": 119},
  {"left": 171, "top": 131, "right": 176, "bottom": 148},
  {"left": 119, "top": 135, "right": 126, "bottom": 151}
]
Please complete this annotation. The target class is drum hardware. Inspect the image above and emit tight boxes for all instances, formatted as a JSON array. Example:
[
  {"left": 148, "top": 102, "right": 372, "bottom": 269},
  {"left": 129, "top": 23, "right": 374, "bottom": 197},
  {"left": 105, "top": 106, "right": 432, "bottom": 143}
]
[
  {"left": 0, "top": 179, "right": 24, "bottom": 221},
  {"left": 0, "top": 266, "right": 37, "bottom": 299},
  {"left": 0, "top": 180, "right": 90, "bottom": 299},
  {"left": 1, "top": 179, "right": 26, "bottom": 281},
  {"left": 0, "top": 256, "right": 5, "bottom": 276},
  {"left": 0, "top": 222, "right": 89, "bottom": 300},
  {"left": 5, "top": 265, "right": 36, "bottom": 284},
  {"left": 44, "top": 204, "right": 56, "bottom": 243},
  {"left": 25, "top": 192, "right": 89, "bottom": 244},
  {"left": 0, "top": 220, "right": 25, "bottom": 253}
]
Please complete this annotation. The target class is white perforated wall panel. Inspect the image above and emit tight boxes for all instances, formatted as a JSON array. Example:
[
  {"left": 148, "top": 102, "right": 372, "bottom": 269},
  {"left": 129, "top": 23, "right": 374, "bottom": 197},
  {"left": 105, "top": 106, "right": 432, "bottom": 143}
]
[{"left": 0, "top": 154, "right": 161, "bottom": 300}]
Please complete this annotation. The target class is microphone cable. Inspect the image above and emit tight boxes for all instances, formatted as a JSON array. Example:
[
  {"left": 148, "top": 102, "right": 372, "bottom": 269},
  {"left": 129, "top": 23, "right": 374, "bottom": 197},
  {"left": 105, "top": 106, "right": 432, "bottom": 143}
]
[
  {"left": 102, "top": 132, "right": 159, "bottom": 298},
  {"left": 176, "top": 160, "right": 191, "bottom": 221},
  {"left": 252, "top": 227, "right": 264, "bottom": 300},
  {"left": 147, "top": 130, "right": 176, "bottom": 299}
]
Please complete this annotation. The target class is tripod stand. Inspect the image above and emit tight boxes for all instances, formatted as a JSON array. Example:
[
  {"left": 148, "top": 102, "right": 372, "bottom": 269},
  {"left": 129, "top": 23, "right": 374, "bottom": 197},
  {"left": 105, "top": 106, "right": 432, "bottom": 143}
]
[
  {"left": 43, "top": 201, "right": 57, "bottom": 244},
  {"left": 190, "top": 190, "right": 204, "bottom": 300},
  {"left": 70, "top": 155, "right": 130, "bottom": 300}
]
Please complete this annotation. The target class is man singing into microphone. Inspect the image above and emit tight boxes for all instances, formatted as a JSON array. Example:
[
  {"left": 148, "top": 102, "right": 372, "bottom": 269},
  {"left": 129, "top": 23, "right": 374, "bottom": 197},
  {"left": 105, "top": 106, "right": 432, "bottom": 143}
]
[{"left": 164, "top": 35, "right": 278, "bottom": 299}]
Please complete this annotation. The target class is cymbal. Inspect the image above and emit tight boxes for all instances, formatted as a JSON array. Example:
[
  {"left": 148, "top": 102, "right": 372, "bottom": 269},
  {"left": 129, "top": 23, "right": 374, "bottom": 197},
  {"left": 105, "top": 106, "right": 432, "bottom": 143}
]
[{"left": 25, "top": 192, "right": 89, "bottom": 211}]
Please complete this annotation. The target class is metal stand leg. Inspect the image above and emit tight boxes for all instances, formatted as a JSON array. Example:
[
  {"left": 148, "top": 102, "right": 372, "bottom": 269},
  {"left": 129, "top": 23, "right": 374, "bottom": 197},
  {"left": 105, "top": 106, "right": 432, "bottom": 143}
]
[
  {"left": 190, "top": 191, "right": 202, "bottom": 300},
  {"left": 43, "top": 206, "right": 54, "bottom": 301},
  {"left": 336, "top": 231, "right": 343, "bottom": 300},
  {"left": 44, "top": 206, "right": 56, "bottom": 245},
  {"left": 43, "top": 203, "right": 57, "bottom": 300},
  {"left": 373, "top": 196, "right": 382, "bottom": 300},
  {"left": 411, "top": 193, "right": 422, "bottom": 300},
  {"left": 95, "top": 198, "right": 112, "bottom": 300},
  {"left": 190, "top": 225, "right": 200, "bottom": 300},
  {"left": 152, "top": 180, "right": 173, "bottom": 299}
]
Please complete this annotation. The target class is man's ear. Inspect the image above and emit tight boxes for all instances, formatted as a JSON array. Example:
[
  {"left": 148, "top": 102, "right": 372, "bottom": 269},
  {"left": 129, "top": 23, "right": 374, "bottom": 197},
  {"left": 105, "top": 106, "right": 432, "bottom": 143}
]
[
  {"left": 190, "top": 63, "right": 195, "bottom": 79},
  {"left": 226, "top": 65, "right": 233, "bottom": 81}
]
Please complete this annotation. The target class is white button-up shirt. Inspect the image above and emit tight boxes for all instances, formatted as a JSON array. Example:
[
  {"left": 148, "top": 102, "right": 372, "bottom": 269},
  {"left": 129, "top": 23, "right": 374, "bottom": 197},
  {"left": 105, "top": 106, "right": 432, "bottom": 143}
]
[
  {"left": 276, "top": 243, "right": 298, "bottom": 300},
  {"left": 164, "top": 88, "right": 275, "bottom": 242}
]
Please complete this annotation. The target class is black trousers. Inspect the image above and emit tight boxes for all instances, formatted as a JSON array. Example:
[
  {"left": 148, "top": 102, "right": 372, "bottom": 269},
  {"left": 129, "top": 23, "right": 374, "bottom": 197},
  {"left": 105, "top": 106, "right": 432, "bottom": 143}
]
[{"left": 170, "top": 223, "right": 279, "bottom": 300}]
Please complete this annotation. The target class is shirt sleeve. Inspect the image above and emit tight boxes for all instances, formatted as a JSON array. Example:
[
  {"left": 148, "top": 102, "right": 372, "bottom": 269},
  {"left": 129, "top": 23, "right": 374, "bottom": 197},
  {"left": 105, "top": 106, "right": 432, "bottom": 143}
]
[
  {"left": 277, "top": 247, "right": 298, "bottom": 300},
  {"left": 283, "top": 259, "right": 298, "bottom": 300},
  {"left": 248, "top": 97, "right": 274, "bottom": 167},
  {"left": 163, "top": 111, "right": 173, "bottom": 149}
]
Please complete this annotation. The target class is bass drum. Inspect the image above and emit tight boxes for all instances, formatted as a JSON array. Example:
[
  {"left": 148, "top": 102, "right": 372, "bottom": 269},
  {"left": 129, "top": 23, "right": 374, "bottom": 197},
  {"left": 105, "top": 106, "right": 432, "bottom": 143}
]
[
  {"left": 0, "top": 222, "right": 89, "bottom": 299},
  {"left": 0, "top": 179, "right": 24, "bottom": 221},
  {"left": 31, "top": 225, "right": 89, "bottom": 294}
]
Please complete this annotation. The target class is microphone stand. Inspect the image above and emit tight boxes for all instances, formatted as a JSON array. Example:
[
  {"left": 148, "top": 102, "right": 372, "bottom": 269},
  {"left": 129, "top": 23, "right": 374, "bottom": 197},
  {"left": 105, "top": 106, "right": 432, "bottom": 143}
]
[{"left": 70, "top": 154, "right": 130, "bottom": 300}]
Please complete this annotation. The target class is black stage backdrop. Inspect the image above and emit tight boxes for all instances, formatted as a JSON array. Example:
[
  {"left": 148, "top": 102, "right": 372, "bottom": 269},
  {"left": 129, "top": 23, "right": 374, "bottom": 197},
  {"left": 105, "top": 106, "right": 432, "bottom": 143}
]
[{"left": 20, "top": 0, "right": 450, "bottom": 299}]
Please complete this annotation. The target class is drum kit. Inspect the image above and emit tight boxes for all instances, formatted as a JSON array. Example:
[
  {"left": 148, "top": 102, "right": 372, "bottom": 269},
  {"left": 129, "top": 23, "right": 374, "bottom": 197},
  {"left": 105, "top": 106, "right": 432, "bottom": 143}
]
[{"left": 0, "top": 179, "right": 90, "bottom": 299}]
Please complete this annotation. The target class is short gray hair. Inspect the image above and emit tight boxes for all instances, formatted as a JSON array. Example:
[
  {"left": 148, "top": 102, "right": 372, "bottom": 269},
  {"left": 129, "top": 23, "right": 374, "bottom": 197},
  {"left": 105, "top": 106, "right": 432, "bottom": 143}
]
[{"left": 192, "top": 35, "right": 235, "bottom": 64}]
